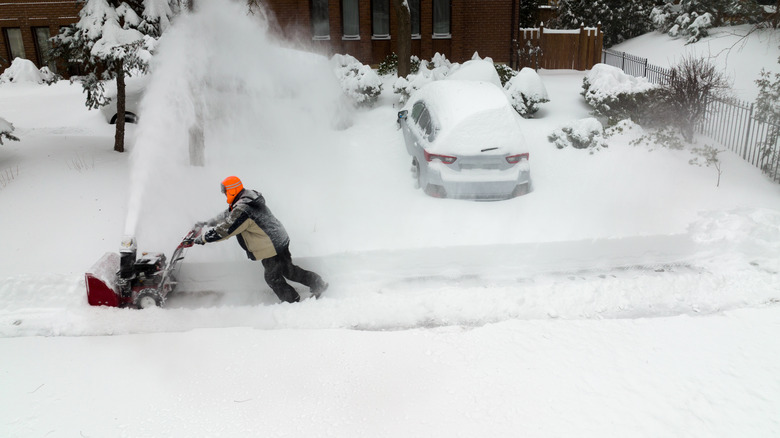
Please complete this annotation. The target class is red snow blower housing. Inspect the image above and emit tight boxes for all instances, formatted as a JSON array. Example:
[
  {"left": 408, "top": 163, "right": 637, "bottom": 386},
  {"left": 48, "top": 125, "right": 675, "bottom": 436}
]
[{"left": 85, "top": 226, "right": 202, "bottom": 309}]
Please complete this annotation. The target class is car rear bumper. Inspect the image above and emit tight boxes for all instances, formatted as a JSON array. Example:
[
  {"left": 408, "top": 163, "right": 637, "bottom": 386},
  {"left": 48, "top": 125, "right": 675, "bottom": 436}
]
[{"left": 425, "top": 163, "right": 531, "bottom": 200}]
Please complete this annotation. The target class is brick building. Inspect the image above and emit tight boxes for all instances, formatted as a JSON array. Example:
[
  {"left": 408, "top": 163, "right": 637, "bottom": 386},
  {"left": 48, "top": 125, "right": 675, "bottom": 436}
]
[
  {"left": 1, "top": 0, "right": 557, "bottom": 74},
  {"left": 264, "top": 0, "right": 557, "bottom": 66},
  {"left": 0, "top": 0, "right": 81, "bottom": 73}
]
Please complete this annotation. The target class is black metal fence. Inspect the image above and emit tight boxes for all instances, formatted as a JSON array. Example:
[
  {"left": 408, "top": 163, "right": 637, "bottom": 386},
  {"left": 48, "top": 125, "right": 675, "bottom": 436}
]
[{"left": 602, "top": 49, "right": 780, "bottom": 183}]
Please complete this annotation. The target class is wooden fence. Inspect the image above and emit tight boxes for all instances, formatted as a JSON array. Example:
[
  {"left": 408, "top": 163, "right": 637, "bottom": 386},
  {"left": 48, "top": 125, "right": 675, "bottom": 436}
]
[{"left": 513, "top": 24, "right": 603, "bottom": 71}]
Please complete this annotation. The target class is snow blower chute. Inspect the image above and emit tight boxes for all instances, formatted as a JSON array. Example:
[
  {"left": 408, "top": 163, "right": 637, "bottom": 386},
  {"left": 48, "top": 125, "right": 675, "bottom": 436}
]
[{"left": 85, "top": 226, "right": 202, "bottom": 309}]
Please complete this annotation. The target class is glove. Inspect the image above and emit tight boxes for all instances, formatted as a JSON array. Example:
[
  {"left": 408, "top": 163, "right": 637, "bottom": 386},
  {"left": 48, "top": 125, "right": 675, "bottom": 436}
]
[{"left": 193, "top": 235, "right": 206, "bottom": 245}]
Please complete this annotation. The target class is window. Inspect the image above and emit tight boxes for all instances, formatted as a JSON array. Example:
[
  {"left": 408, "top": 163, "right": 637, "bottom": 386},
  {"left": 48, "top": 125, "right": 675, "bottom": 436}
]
[
  {"left": 33, "top": 27, "right": 55, "bottom": 72},
  {"left": 409, "top": 0, "right": 420, "bottom": 38},
  {"left": 432, "top": 0, "right": 451, "bottom": 38},
  {"left": 3, "top": 28, "right": 26, "bottom": 61},
  {"left": 411, "top": 101, "right": 425, "bottom": 123},
  {"left": 311, "top": 0, "right": 330, "bottom": 40},
  {"left": 372, "top": 0, "right": 390, "bottom": 39},
  {"left": 342, "top": 0, "right": 359, "bottom": 40}
]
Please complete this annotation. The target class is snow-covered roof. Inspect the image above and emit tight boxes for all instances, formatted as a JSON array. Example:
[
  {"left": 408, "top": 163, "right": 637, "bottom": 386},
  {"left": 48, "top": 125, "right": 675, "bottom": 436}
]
[{"left": 406, "top": 80, "right": 526, "bottom": 155}]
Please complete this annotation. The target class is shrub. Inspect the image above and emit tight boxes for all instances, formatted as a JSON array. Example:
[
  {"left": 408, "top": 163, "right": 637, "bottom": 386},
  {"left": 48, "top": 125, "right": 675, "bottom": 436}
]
[
  {"left": 755, "top": 52, "right": 780, "bottom": 177},
  {"left": 505, "top": 67, "right": 549, "bottom": 118},
  {"left": 494, "top": 63, "right": 517, "bottom": 87},
  {"left": 377, "top": 52, "right": 421, "bottom": 76},
  {"left": 659, "top": 55, "right": 729, "bottom": 142},
  {"left": 582, "top": 63, "right": 659, "bottom": 125},
  {"left": 392, "top": 53, "right": 453, "bottom": 103},
  {"left": 548, "top": 118, "right": 607, "bottom": 150},
  {"left": 331, "top": 54, "right": 383, "bottom": 107}
]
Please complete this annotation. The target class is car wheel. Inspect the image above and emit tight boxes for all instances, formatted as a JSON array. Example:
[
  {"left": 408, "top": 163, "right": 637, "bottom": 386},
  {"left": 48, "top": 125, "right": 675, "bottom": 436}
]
[
  {"left": 109, "top": 112, "right": 138, "bottom": 124},
  {"left": 411, "top": 158, "right": 421, "bottom": 189}
]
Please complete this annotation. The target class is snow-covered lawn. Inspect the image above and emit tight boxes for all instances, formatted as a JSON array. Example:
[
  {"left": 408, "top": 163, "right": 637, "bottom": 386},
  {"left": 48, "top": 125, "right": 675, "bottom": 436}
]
[{"left": 1, "top": 2, "right": 779, "bottom": 436}]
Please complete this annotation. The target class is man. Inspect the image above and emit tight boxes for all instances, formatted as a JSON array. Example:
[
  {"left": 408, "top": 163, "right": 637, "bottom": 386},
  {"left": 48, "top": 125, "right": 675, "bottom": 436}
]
[{"left": 194, "top": 176, "right": 327, "bottom": 303}]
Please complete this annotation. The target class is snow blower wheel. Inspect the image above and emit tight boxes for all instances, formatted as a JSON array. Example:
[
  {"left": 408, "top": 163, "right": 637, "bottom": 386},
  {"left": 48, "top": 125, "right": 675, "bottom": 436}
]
[{"left": 135, "top": 289, "right": 163, "bottom": 309}]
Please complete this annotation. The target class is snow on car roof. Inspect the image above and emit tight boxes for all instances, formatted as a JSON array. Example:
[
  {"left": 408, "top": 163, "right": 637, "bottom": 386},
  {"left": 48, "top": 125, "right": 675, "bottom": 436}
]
[
  {"left": 407, "top": 80, "right": 527, "bottom": 156},
  {"left": 408, "top": 80, "right": 512, "bottom": 131}
]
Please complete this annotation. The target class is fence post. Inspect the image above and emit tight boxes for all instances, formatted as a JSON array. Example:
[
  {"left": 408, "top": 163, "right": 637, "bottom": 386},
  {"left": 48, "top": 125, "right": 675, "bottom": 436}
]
[
  {"left": 621, "top": 51, "right": 625, "bottom": 71},
  {"left": 643, "top": 58, "right": 648, "bottom": 78},
  {"left": 742, "top": 103, "right": 754, "bottom": 160}
]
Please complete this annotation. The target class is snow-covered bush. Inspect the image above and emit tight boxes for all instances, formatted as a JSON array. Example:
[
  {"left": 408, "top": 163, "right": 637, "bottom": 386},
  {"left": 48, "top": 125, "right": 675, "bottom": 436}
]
[
  {"left": 331, "top": 54, "right": 383, "bottom": 107},
  {"left": 651, "top": 0, "right": 763, "bottom": 44},
  {"left": 393, "top": 63, "right": 436, "bottom": 104},
  {"left": 0, "top": 58, "right": 58, "bottom": 85},
  {"left": 0, "top": 117, "right": 19, "bottom": 145},
  {"left": 393, "top": 53, "right": 453, "bottom": 103},
  {"left": 377, "top": 53, "right": 421, "bottom": 76},
  {"left": 505, "top": 67, "right": 549, "bottom": 118},
  {"left": 39, "top": 67, "right": 61, "bottom": 85},
  {"left": 582, "top": 63, "right": 659, "bottom": 125},
  {"left": 755, "top": 53, "right": 780, "bottom": 177},
  {"left": 548, "top": 118, "right": 607, "bottom": 150},
  {"left": 494, "top": 63, "right": 516, "bottom": 87}
]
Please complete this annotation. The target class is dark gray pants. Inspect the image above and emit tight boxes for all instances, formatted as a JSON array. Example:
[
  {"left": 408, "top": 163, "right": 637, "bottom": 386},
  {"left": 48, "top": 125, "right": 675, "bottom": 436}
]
[{"left": 261, "top": 245, "right": 322, "bottom": 303}]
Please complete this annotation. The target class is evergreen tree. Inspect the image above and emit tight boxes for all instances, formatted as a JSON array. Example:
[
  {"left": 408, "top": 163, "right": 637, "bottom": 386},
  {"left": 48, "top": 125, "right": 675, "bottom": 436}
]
[
  {"left": 52, "top": 0, "right": 181, "bottom": 152},
  {"left": 551, "top": 0, "right": 655, "bottom": 47}
]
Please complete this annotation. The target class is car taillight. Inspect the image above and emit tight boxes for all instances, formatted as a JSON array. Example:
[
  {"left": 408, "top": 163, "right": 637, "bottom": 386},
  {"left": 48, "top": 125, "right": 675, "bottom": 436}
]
[
  {"left": 424, "top": 150, "right": 457, "bottom": 164},
  {"left": 506, "top": 153, "right": 529, "bottom": 164}
]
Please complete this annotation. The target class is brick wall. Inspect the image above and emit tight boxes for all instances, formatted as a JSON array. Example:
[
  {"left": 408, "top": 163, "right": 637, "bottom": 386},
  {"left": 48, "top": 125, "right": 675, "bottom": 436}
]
[
  {"left": 260, "top": 0, "right": 522, "bottom": 66},
  {"left": 1, "top": 0, "right": 558, "bottom": 74},
  {"left": 0, "top": 0, "right": 81, "bottom": 71}
]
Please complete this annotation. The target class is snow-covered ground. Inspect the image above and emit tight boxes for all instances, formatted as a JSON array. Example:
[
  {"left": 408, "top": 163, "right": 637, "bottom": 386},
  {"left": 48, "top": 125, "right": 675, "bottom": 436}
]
[
  {"left": 1, "top": 2, "right": 779, "bottom": 436},
  {"left": 612, "top": 24, "right": 780, "bottom": 101}
]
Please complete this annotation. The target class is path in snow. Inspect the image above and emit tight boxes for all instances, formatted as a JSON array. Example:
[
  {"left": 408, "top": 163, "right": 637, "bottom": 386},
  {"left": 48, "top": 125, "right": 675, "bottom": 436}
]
[{"left": 1, "top": 232, "right": 777, "bottom": 338}]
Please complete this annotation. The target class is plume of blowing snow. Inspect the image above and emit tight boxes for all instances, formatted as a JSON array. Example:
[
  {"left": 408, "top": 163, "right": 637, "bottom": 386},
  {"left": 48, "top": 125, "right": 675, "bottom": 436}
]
[{"left": 125, "top": 0, "right": 347, "bottom": 250}]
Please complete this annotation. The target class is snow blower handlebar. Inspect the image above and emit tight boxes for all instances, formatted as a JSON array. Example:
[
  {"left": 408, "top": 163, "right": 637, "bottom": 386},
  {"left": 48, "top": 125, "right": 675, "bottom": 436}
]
[{"left": 179, "top": 225, "right": 204, "bottom": 249}]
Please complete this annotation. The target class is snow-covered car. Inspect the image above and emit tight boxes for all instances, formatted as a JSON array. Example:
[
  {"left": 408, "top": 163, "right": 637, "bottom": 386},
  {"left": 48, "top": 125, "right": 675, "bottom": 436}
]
[
  {"left": 99, "top": 76, "right": 146, "bottom": 124},
  {"left": 397, "top": 80, "right": 531, "bottom": 200}
]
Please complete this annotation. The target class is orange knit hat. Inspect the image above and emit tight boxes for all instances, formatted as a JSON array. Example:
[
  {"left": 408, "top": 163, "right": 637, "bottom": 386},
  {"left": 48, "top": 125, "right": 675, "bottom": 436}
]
[{"left": 220, "top": 176, "right": 244, "bottom": 204}]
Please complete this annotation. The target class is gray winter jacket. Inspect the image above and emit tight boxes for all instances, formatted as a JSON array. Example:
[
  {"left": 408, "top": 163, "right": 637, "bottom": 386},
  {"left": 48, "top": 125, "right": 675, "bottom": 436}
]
[{"left": 204, "top": 189, "right": 290, "bottom": 261}]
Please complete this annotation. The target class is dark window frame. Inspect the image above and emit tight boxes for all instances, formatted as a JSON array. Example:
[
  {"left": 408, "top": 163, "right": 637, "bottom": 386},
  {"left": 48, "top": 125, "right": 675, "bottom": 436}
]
[
  {"left": 408, "top": 0, "right": 421, "bottom": 39},
  {"left": 432, "top": 0, "right": 451, "bottom": 39},
  {"left": 371, "top": 0, "right": 390, "bottom": 40},
  {"left": 3, "top": 27, "right": 26, "bottom": 62},
  {"left": 32, "top": 26, "right": 56, "bottom": 71},
  {"left": 310, "top": 0, "right": 330, "bottom": 40},
  {"left": 341, "top": 0, "right": 360, "bottom": 40}
]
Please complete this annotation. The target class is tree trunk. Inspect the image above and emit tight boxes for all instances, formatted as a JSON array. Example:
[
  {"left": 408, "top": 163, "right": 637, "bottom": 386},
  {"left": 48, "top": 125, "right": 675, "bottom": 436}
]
[
  {"left": 114, "top": 62, "right": 125, "bottom": 153},
  {"left": 392, "top": 0, "right": 412, "bottom": 78},
  {"left": 188, "top": 110, "right": 205, "bottom": 166}
]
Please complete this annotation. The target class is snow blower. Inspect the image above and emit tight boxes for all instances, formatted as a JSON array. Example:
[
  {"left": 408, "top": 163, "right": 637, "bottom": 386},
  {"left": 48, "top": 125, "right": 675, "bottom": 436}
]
[{"left": 85, "top": 226, "right": 203, "bottom": 309}]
